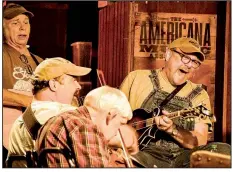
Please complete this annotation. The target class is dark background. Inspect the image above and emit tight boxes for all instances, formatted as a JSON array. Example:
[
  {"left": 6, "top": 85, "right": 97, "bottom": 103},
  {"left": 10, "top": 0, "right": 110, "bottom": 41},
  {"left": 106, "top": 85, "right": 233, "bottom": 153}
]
[{"left": 6, "top": 1, "right": 99, "bottom": 62}]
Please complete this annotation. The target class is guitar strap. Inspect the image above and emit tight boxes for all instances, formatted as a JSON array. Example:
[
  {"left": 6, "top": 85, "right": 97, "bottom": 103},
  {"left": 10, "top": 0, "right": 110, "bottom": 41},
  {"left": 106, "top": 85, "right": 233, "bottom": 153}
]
[
  {"left": 22, "top": 53, "right": 41, "bottom": 138},
  {"left": 30, "top": 53, "right": 40, "bottom": 66},
  {"left": 158, "top": 81, "right": 187, "bottom": 110},
  {"left": 23, "top": 106, "right": 41, "bottom": 140}
]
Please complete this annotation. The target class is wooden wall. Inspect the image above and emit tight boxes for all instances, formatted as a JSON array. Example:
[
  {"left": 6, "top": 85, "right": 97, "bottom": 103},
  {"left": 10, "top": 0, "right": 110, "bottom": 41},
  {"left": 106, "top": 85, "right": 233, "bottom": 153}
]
[
  {"left": 98, "top": 1, "right": 230, "bottom": 143},
  {"left": 222, "top": 1, "right": 231, "bottom": 144},
  {"left": 98, "top": 2, "right": 132, "bottom": 87}
]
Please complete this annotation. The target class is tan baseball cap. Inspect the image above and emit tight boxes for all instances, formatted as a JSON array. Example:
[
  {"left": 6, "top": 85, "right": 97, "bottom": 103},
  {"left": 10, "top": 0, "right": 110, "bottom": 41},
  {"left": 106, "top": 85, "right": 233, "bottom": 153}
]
[
  {"left": 168, "top": 37, "right": 205, "bottom": 61},
  {"left": 3, "top": 3, "right": 34, "bottom": 19},
  {"left": 32, "top": 57, "right": 91, "bottom": 81}
]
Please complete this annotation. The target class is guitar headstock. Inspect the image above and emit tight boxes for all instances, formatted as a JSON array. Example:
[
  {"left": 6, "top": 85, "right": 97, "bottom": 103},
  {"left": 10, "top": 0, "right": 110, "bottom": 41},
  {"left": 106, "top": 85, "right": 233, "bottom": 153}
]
[
  {"left": 175, "top": 105, "right": 214, "bottom": 131},
  {"left": 180, "top": 104, "right": 213, "bottom": 120}
]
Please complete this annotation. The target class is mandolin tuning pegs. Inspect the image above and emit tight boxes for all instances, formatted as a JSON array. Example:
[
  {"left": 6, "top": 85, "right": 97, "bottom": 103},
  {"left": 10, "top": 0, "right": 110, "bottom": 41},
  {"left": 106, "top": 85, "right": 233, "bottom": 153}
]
[{"left": 199, "top": 114, "right": 207, "bottom": 120}]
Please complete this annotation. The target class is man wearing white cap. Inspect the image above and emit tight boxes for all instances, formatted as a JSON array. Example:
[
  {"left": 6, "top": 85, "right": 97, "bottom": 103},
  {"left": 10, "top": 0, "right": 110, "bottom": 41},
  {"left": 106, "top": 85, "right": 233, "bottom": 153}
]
[{"left": 120, "top": 37, "right": 230, "bottom": 167}]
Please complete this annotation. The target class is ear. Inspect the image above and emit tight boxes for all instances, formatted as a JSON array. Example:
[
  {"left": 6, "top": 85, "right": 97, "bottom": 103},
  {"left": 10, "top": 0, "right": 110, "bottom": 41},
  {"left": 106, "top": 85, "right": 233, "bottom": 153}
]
[
  {"left": 108, "top": 109, "right": 117, "bottom": 120},
  {"left": 165, "top": 49, "right": 172, "bottom": 61},
  {"left": 106, "top": 112, "right": 112, "bottom": 125},
  {"left": 48, "top": 79, "right": 58, "bottom": 92}
]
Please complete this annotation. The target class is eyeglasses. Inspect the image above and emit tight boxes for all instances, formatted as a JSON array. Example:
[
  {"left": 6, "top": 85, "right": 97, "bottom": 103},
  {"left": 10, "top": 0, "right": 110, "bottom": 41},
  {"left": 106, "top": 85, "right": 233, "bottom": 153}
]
[
  {"left": 170, "top": 49, "right": 201, "bottom": 69},
  {"left": 19, "top": 54, "right": 33, "bottom": 74}
]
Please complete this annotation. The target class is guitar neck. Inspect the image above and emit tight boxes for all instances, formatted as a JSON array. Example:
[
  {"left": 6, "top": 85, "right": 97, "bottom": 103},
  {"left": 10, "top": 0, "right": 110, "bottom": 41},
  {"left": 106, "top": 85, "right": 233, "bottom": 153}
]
[
  {"left": 132, "top": 109, "right": 192, "bottom": 130},
  {"left": 164, "top": 110, "right": 185, "bottom": 119}
]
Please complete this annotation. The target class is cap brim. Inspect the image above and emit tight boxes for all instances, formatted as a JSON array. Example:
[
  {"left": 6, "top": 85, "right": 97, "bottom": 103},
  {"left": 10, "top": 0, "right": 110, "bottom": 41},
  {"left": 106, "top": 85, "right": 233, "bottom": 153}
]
[
  {"left": 23, "top": 11, "right": 34, "bottom": 18},
  {"left": 180, "top": 47, "right": 205, "bottom": 62},
  {"left": 4, "top": 9, "right": 34, "bottom": 19},
  {"left": 65, "top": 63, "right": 91, "bottom": 76}
]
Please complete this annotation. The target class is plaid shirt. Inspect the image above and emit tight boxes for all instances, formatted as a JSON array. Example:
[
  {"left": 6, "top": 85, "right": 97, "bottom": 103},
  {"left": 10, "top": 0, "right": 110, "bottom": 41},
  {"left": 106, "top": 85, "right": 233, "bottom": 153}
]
[{"left": 36, "top": 106, "right": 110, "bottom": 167}]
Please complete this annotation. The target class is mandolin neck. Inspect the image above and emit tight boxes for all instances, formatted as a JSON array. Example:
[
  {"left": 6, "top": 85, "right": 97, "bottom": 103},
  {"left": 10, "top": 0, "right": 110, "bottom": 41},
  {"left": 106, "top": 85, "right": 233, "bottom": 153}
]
[{"left": 132, "top": 109, "right": 191, "bottom": 130}]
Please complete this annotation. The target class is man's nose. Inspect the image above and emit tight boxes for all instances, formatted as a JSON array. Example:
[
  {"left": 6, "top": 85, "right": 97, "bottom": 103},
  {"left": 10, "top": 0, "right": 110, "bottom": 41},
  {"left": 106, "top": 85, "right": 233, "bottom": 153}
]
[
  {"left": 185, "top": 60, "right": 193, "bottom": 68},
  {"left": 75, "top": 81, "right": 82, "bottom": 90},
  {"left": 19, "top": 23, "right": 26, "bottom": 30}
]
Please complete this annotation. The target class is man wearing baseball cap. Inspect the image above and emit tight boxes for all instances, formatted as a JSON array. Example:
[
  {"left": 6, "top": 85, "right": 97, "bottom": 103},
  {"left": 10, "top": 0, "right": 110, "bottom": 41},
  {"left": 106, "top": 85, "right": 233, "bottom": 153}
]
[
  {"left": 7, "top": 58, "right": 138, "bottom": 168},
  {"left": 7, "top": 57, "right": 91, "bottom": 167},
  {"left": 120, "top": 37, "right": 230, "bottom": 167},
  {"left": 3, "top": 3, "right": 34, "bottom": 19},
  {"left": 3, "top": 3, "right": 43, "bottom": 167},
  {"left": 168, "top": 37, "right": 205, "bottom": 62}
]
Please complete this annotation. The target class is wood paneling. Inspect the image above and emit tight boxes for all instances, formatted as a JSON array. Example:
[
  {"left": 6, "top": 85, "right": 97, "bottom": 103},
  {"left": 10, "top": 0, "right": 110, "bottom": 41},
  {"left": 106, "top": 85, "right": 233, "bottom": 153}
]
[
  {"left": 185, "top": 1, "right": 217, "bottom": 14},
  {"left": 157, "top": 1, "right": 187, "bottom": 13},
  {"left": 214, "top": 1, "right": 227, "bottom": 142},
  {"left": 98, "top": 2, "right": 131, "bottom": 87},
  {"left": 223, "top": 1, "right": 231, "bottom": 144},
  {"left": 136, "top": 1, "right": 217, "bottom": 14}
]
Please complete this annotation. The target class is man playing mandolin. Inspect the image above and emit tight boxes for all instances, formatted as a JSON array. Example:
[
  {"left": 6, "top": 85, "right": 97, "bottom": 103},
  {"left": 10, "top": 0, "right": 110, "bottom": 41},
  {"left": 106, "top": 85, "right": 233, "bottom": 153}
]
[{"left": 120, "top": 37, "right": 231, "bottom": 167}]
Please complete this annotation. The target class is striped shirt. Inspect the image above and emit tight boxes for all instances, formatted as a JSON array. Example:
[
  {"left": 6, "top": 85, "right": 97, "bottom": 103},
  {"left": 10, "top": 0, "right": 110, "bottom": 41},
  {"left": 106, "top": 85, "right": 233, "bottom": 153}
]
[{"left": 36, "top": 106, "right": 110, "bottom": 167}]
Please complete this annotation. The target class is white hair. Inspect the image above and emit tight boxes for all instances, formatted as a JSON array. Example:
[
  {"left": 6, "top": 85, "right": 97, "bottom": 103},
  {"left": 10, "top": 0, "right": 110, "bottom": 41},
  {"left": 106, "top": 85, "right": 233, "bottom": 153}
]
[{"left": 84, "top": 86, "right": 132, "bottom": 120}]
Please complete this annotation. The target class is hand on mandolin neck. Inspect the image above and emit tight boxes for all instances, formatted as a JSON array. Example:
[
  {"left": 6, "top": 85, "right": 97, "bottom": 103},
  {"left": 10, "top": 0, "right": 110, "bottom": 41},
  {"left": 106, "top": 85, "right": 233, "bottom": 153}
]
[{"left": 127, "top": 105, "right": 212, "bottom": 150}]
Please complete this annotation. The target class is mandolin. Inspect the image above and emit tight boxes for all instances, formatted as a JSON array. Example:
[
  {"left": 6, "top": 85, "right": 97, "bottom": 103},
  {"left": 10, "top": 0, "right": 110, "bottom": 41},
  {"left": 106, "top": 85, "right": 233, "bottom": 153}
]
[{"left": 128, "top": 105, "right": 213, "bottom": 150}]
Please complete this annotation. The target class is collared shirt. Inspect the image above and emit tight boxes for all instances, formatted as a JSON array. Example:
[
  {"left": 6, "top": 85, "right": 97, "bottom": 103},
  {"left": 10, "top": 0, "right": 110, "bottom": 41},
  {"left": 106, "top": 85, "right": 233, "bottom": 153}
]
[
  {"left": 36, "top": 106, "right": 110, "bottom": 167},
  {"left": 7, "top": 101, "right": 78, "bottom": 167}
]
